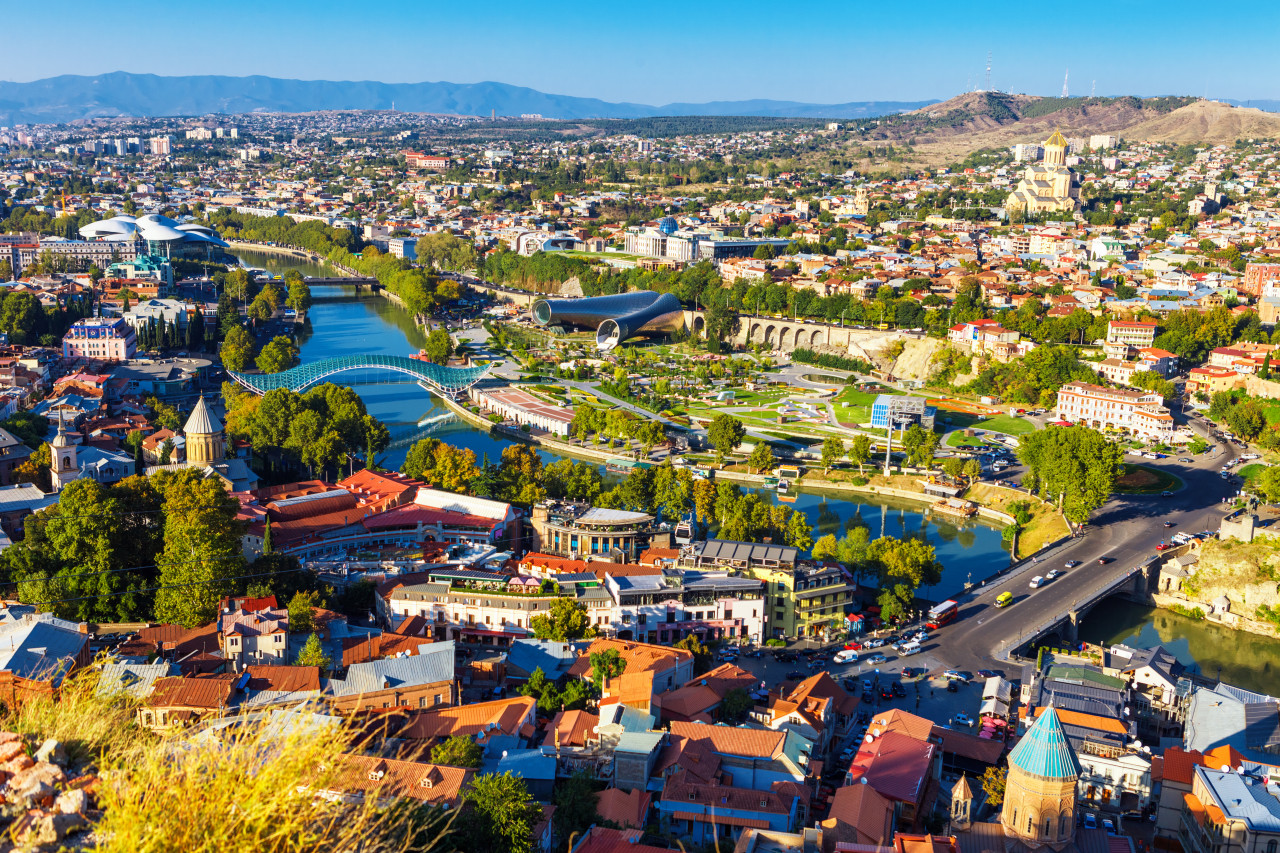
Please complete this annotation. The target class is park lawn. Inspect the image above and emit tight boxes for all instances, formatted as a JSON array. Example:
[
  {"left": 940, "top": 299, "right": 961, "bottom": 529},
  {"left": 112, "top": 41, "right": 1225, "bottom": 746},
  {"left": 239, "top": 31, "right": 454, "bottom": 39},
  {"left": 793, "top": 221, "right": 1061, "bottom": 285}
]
[
  {"left": 966, "top": 483, "right": 1070, "bottom": 558},
  {"left": 1239, "top": 463, "right": 1268, "bottom": 488},
  {"left": 947, "top": 432, "right": 995, "bottom": 449},
  {"left": 973, "top": 413, "right": 1036, "bottom": 435},
  {"left": 1113, "top": 463, "right": 1184, "bottom": 494}
]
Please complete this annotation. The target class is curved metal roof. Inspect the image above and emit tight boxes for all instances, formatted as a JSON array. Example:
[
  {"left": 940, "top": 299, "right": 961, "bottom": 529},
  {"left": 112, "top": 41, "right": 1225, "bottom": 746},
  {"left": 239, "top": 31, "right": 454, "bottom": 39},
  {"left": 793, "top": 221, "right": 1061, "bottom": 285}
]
[
  {"left": 137, "top": 221, "right": 187, "bottom": 241},
  {"left": 1008, "top": 706, "right": 1081, "bottom": 780},
  {"left": 137, "top": 213, "right": 180, "bottom": 227},
  {"left": 226, "top": 355, "right": 492, "bottom": 396}
]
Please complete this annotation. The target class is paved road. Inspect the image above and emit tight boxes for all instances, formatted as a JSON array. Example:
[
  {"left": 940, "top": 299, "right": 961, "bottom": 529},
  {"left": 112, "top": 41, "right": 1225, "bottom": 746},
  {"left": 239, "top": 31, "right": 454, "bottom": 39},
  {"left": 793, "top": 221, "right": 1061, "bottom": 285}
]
[{"left": 928, "top": 433, "right": 1239, "bottom": 675}]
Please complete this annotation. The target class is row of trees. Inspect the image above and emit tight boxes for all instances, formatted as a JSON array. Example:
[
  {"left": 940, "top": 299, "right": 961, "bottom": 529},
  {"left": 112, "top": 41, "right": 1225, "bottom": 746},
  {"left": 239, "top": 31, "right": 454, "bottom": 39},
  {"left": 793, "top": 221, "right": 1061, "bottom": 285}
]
[{"left": 223, "top": 383, "right": 390, "bottom": 479}]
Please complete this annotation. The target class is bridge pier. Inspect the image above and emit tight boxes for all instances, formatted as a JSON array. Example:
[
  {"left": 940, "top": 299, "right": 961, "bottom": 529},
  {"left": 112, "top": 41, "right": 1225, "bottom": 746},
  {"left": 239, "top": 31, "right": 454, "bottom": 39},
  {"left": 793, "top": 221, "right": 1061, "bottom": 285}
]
[{"left": 1062, "top": 612, "right": 1079, "bottom": 643}]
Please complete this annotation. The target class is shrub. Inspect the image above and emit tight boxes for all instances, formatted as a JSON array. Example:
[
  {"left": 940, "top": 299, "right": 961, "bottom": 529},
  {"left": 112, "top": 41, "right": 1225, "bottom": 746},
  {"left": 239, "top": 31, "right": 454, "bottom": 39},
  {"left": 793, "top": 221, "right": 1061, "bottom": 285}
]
[
  {"left": 765, "top": 638, "right": 786, "bottom": 647},
  {"left": 1169, "top": 603, "right": 1206, "bottom": 620}
]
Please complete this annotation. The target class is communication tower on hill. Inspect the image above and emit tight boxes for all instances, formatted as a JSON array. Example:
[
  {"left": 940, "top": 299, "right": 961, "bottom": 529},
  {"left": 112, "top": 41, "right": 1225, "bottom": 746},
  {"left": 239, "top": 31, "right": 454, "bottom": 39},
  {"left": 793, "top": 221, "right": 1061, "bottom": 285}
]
[{"left": 1062, "top": 69, "right": 1069, "bottom": 98}]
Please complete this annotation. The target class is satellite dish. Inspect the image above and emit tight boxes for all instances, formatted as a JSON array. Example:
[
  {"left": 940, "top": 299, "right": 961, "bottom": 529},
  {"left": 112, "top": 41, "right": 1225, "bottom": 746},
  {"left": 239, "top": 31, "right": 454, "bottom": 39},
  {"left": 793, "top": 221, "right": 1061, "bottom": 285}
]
[
  {"left": 1133, "top": 739, "right": 1142, "bottom": 748},
  {"left": 872, "top": 729, "right": 881, "bottom": 737},
  {"left": 1221, "top": 765, "right": 1232, "bottom": 773},
  {"left": 860, "top": 777, "right": 868, "bottom": 785},
  {"left": 864, "top": 734, "right": 873, "bottom": 743},
  {"left": 1142, "top": 746, "right": 1151, "bottom": 754},
  {"left": 1238, "top": 765, "right": 1247, "bottom": 775}
]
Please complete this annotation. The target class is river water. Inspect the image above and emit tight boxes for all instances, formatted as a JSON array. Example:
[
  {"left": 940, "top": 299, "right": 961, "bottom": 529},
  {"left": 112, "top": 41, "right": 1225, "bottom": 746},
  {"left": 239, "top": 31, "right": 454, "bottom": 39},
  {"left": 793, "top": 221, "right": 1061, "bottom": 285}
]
[
  {"left": 1077, "top": 599, "right": 1280, "bottom": 695},
  {"left": 237, "top": 250, "right": 1011, "bottom": 598}
]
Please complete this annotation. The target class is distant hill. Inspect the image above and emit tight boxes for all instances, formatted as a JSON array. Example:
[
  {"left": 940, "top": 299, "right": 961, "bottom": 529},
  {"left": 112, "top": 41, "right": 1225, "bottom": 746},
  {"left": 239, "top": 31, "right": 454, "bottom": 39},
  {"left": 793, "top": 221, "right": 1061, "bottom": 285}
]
[
  {"left": 854, "top": 93, "right": 1280, "bottom": 160},
  {"left": 0, "top": 72, "right": 937, "bottom": 124}
]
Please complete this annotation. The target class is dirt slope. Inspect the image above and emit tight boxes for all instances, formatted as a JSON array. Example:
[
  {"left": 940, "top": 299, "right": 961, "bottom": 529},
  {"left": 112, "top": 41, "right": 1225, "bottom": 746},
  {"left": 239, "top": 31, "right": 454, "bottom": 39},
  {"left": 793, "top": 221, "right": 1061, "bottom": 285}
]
[{"left": 1124, "top": 100, "right": 1280, "bottom": 143}]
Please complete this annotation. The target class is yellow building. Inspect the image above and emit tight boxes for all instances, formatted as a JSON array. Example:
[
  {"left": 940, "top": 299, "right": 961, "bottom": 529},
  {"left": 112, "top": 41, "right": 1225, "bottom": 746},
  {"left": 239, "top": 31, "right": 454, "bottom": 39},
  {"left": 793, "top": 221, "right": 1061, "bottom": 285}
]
[{"left": 1006, "top": 132, "right": 1080, "bottom": 216}]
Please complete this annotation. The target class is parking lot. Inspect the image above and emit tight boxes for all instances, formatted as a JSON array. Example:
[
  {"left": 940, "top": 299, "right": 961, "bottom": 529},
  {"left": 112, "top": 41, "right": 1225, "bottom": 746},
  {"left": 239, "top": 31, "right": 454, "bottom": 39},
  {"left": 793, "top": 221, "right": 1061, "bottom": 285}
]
[{"left": 725, "top": 642, "right": 1007, "bottom": 747}]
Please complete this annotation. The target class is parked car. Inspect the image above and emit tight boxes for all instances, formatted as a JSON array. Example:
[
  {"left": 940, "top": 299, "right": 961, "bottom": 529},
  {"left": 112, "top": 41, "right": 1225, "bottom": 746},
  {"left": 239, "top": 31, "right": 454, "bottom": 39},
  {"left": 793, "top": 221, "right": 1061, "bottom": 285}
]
[
  {"left": 1156, "top": 542, "right": 1170, "bottom": 551},
  {"left": 785, "top": 670, "right": 806, "bottom": 680},
  {"left": 863, "top": 637, "right": 885, "bottom": 649},
  {"left": 943, "top": 670, "right": 970, "bottom": 683},
  {"left": 1160, "top": 490, "right": 1174, "bottom": 497},
  {"left": 891, "top": 682, "right": 906, "bottom": 698},
  {"left": 866, "top": 653, "right": 887, "bottom": 665},
  {"left": 1103, "top": 819, "right": 1117, "bottom": 836},
  {"left": 901, "top": 667, "right": 922, "bottom": 678},
  {"left": 946, "top": 680, "right": 959, "bottom": 693},
  {"left": 1083, "top": 813, "right": 1098, "bottom": 830},
  {"left": 953, "top": 712, "right": 974, "bottom": 727},
  {"left": 833, "top": 649, "right": 858, "bottom": 665},
  {"left": 843, "top": 640, "right": 864, "bottom": 650},
  {"left": 977, "top": 669, "right": 998, "bottom": 679}
]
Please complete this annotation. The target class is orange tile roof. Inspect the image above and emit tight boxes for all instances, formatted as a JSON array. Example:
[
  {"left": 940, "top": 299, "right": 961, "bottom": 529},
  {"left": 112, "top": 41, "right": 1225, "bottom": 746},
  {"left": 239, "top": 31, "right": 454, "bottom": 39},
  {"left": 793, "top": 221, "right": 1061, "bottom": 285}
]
[
  {"left": 146, "top": 673, "right": 237, "bottom": 710},
  {"left": 1021, "top": 706, "right": 1127, "bottom": 734},
  {"left": 574, "top": 826, "right": 669, "bottom": 853},
  {"left": 595, "top": 787, "right": 650, "bottom": 829},
  {"left": 868, "top": 709, "right": 935, "bottom": 742},
  {"left": 822, "top": 783, "right": 894, "bottom": 849},
  {"left": 604, "top": 670, "right": 655, "bottom": 708},
  {"left": 669, "top": 720, "right": 785, "bottom": 760},
  {"left": 331, "top": 754, "right": 471, "bottom": 806},
  {"left": 549, "top": 709, "right": 599, "bottom": 748},
  {"left": 789, "top": 671, "right": 858, "bottom": 717},
  {"left": 568, "top": 639, "right": 691, "bottom": 680},
  {"left": 664, "top": 769, "right": 793, "bottom": 815},
  {"left": 397, "top": 696, "right": 536, "bottom": 742},
  {"left": 246, "top": 665, "right": 320, "bottom": 693}
]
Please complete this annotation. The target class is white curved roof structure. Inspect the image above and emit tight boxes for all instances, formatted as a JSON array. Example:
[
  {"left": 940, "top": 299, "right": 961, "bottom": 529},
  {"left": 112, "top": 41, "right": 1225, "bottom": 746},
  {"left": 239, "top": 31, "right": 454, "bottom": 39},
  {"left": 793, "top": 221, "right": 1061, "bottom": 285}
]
[{"left": 79, "top": 214, "right": 228, "bottom": 249}]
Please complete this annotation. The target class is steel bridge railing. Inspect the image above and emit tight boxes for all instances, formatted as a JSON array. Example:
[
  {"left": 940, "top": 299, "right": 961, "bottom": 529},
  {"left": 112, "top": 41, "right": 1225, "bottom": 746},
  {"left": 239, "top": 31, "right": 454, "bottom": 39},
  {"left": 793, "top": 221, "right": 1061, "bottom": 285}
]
[{"left": 227, "top": 355, "right": 492, "bottom": 396}]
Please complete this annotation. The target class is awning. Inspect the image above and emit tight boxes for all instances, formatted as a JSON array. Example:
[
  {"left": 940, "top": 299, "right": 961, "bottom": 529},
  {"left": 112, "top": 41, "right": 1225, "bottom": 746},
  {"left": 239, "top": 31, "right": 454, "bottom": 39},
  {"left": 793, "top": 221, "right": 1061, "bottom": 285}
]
[
  {"left": 459, "top": 628, "right": 528, "bottom": 638},
  {"left": 983, "top": 676, "right": 1012, "bottom": 702},
  {"left": 980, "top": 698, "right": 1010, "bottom": 716}
]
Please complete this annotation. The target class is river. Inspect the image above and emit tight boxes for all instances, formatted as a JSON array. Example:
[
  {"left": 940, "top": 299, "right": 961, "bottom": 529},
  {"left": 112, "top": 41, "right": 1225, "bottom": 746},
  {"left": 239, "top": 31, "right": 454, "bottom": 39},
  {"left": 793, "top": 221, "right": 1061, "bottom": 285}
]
[
  {"left": 236, "top": 250, "right": 1010, "bottom": 599},
  {"left": 1078, "top": 599, "right": 1280, "bottom": 696}
]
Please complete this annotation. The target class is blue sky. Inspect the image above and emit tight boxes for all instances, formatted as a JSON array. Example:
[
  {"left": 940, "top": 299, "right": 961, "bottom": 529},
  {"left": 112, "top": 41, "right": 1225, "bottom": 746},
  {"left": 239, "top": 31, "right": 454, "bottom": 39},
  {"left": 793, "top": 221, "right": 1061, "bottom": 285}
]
[{"left": 3, "top": 0, "right": 1278, "bottom": 105}]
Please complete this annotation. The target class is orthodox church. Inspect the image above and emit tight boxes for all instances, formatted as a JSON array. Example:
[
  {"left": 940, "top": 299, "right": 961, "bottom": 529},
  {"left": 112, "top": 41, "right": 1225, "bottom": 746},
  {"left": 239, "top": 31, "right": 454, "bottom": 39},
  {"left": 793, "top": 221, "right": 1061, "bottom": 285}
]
[
  {"left": 144, "top": 396, "right": 258, "bottom": 492},
  {"left": 951, "top": 706, "right": 1109, "bottom": 853},
  {"left": 1005, "top": 132, "right": 1081, "bottom": 216}
]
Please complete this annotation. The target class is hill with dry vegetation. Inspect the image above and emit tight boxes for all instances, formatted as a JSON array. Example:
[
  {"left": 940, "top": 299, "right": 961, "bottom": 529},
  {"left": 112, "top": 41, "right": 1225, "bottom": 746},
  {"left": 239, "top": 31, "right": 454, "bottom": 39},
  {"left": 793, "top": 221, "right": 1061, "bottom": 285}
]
[{"left": 844, "top": 92, "right": 1280, "bottom": 167}]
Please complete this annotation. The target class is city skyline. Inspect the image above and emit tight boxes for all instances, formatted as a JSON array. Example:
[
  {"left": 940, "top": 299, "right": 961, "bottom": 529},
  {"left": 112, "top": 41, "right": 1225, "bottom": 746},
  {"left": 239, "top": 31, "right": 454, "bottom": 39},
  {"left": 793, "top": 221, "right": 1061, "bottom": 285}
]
[{"left": 3, "top": 0, "right": 1280, "bottom": 106}]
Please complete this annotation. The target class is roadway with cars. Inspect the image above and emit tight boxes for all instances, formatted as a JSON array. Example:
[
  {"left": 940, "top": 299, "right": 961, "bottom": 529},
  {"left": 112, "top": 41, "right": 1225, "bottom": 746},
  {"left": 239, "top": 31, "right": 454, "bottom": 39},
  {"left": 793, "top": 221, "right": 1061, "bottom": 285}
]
[{"left": 914, "top": 432, "right": 1241, "bottom": 675}]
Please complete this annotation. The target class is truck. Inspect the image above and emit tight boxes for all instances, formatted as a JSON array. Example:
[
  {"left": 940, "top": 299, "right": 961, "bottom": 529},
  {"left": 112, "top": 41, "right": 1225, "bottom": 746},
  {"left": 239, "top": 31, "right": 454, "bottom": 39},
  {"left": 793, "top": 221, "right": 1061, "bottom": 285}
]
[{"left": 926, "top": 600, "right": 959, "bottom": 630}]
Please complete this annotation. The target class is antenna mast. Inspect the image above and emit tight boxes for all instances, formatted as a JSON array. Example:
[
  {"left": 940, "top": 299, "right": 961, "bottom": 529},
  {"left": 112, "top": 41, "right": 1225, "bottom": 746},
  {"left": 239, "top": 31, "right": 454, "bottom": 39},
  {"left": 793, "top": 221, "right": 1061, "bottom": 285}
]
[
  {"left": 1062, "top": 69, "right": 1069, "bottom": 98},
  {"left": 985, "top": 51, "right": 992, "bottom": 92}
]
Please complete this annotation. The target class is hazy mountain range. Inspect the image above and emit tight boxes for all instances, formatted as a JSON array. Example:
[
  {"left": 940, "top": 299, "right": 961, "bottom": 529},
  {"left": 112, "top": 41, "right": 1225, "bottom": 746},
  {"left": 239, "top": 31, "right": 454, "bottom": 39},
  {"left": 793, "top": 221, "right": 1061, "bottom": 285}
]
[{"left": 0, "top": 72, "right": 937, "bottom": 124}]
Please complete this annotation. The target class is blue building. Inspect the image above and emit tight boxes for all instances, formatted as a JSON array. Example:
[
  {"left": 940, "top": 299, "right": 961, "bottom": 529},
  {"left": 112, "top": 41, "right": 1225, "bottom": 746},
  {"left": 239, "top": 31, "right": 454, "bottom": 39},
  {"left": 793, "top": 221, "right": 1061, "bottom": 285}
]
[{"left": 869, "top": 395, "right": 936, "bottom": 431}]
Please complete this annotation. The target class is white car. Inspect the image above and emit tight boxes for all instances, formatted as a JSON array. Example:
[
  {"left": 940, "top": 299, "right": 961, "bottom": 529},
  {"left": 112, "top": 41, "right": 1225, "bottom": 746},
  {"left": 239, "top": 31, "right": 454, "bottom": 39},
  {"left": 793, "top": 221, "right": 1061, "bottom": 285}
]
[
  {"left": 863, "top": 638, "right": 885, "bottom": 649},
  {"left": 953, "top": 712, "right": 974, "bottom": 727},
  {"left": 1029, "top": 575, "right": 1046, "bottom": 589},
  {"left": 833, "top": 649, "right": 858, "bottom": 665}
]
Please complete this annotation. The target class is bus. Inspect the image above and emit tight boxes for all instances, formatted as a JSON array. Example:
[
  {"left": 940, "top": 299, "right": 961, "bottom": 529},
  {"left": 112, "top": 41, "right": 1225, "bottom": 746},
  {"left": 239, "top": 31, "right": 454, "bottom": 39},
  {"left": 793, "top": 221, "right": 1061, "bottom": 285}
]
[{"left": 926, "top": 600, "right": 959, "bottom": 630}]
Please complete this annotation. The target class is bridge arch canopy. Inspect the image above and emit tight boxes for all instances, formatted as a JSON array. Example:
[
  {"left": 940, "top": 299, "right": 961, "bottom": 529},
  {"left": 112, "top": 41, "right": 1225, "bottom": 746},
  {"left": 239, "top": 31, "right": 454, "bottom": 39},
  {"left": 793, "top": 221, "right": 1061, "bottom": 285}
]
[{"left": 228, "top": 355, "right": 492, "bottom": 396}]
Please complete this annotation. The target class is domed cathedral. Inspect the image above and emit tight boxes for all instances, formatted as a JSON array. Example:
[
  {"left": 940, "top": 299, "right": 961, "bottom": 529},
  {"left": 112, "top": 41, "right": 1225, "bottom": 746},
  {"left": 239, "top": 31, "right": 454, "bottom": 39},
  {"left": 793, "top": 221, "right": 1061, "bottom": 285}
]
[
  {"left": 183, "top": 396, "right": 225, "bottom": 467},
  {"left": 1000, "top": 706, "right": 1082, "bottom": 850},
  {"left": 1005, "top": 131, "right": 1081, "bottom": 216}
]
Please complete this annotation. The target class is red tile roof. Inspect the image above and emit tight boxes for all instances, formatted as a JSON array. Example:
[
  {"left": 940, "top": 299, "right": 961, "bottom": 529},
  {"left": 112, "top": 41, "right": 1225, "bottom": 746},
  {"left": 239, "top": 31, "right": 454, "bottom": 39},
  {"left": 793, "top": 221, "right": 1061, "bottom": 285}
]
[
  {"left": 669, "top": 720, "right": 785, "bottom": 760},
  {"left": 846, "top": 731, "right": 935, "bottom": 805},
  {"left": 146, "top": 673, "right": 237, "bottom": 710}
]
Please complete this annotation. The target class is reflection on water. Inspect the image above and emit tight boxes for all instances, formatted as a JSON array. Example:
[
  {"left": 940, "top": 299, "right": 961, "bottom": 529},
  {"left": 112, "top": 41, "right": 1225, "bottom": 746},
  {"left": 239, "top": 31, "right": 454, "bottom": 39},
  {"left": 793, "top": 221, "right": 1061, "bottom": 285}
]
[
  {"left": 1078, "top": 599, "right": 1280, "bottom": 695},
  {"left": 240, "top": 253, "right": 1012, "bottom": 593},
  {"left": 234, "top": 249, "right": 335, "bottom": 281}
]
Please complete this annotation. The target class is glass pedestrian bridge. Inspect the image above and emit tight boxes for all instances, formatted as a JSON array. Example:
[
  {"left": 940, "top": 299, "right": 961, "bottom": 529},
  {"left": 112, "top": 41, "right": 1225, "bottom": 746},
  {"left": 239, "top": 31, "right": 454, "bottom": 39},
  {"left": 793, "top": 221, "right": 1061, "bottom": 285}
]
[{"left": 227, "top": 354, "right": 492, "bottom": 396}]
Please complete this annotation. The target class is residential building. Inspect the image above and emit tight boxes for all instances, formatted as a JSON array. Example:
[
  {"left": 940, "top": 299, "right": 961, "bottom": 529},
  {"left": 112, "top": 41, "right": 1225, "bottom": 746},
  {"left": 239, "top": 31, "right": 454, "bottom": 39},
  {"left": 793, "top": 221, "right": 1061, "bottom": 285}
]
[
  {"left": 320, "top": 756, "right": 471, "bottom": 808},
  {"left": 1243, "top": 263, "right": 1280, "bottom": 297},
  {"left": 469, "top": 387, "right": 575, "bottom": 437},
  {"left": 657, "top": 769, "right": 801, "bottom": 846},
  {"left": 1187, "top": 366, "right": 1240, "bottom": 396},
  {"left": 220, "top": 606, "right": 290, "bottom": 667},
  {"left": 1107, "top": 320, "right": 1158, "bottom": 348},
  {"left": 946, "top": 320, "right": 1023, "bottom": 361},
  {"left": 667, "top": 720, "right": 810, "bottom": 791},
  {"left": 1181, "top": 765, "right": 1280, "bottom": 853},
  {"left": 0, "top": 613, "right": 92, "bottom": 707},
  {"left": 845, "top": 728, "right": 938, "bottom": 829},
  {"left": 325, "top": 641, "right": 458, "bottom": 712},
  {"left": 1055, "top": 382, "right": 1173, "bottom": 441},
  {"left": 62, "top": 317, "right": 137, "bottom": 361}
]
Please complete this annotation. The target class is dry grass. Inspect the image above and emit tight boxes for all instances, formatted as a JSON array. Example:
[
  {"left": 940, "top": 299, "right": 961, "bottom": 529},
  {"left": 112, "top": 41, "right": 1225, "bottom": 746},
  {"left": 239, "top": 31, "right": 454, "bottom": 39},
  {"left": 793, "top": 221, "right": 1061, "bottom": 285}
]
[
  {"left": 967, "top": 483, "right": 1071, "bottom": 557},
  {"left": 3, "top": 668, "right": 453, "bottom": 853}
]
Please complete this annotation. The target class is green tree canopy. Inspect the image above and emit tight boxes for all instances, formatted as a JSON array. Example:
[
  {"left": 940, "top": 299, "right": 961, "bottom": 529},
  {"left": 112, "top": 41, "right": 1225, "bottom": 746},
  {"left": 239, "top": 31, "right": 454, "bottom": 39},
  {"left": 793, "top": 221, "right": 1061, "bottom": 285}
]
[
  {"left": 530, "top": 597, "right": 597, "bottom": 642},
  {"left": 430, "top": 735, "right": 485, "bottom": 769},
  {"left": 1017, "top": 425, "right": 1123, "bottom": 524},
  {"left": 707, "top": 414, "right": 746, "bottom": 463}
]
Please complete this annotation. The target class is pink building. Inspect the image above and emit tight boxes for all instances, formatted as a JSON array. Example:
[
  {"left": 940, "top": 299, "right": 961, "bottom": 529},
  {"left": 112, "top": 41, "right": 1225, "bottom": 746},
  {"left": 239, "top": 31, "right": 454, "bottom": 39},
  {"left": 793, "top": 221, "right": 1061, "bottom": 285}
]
[{"left": 62, "top": 318, "right": 136, "bottom": 362}]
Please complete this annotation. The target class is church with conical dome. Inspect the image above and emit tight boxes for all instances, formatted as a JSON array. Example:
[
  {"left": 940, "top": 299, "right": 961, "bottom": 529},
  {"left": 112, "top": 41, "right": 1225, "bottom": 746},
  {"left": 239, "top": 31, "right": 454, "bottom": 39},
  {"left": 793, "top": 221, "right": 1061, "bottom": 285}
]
[
  {"left": 1005, "top": 131, "right": 1080, "bottom": 215},
  {"left": 183, "top": 396, "right": 225, "bottom": 467},
  {"left": 953, "top": 705, "right": 1106, "bottom": 853}
]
